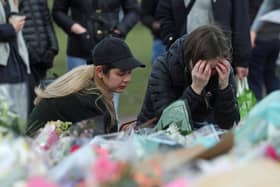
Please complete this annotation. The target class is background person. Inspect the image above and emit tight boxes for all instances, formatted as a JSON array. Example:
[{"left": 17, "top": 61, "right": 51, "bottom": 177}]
[
  {"left": 19, "top": 0, "right": 59, "bottom": 114},
  {"left": 0, "top": 0, "right": 30, "bottom": 121},
  {"left": 140, "top": 0, "right": 165, "bottom": 64},
  {"left": 156, "top": 0, "right": 251, "bottom": 80},
  {"left": 52, "top": 0, "right": 140, "bottom": 71},
  {"left": 248, "top": 0, "right": 280, "bottom": 100}
]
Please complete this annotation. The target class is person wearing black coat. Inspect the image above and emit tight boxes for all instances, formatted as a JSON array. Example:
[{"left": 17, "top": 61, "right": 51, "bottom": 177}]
[
  {"left": 140, "top": 0, "right": 165, "bottom": 64},
  {"left": 248, "top": 0, "right": 280, "bottom": 100},
  {"left": 52, "top": 0, "right": 140, "bottom": 70},
  {"left": 137, "top": 25, "right": 240, "bottom": 130},
  {"left": 156, "top": 0, "right": 251, "bottom": 80},
  {"left": 0, "top": 0, "right": 30, "bottom": 121},
  {"left": 248, "top": 0, "right": 263, "bottom": 25},
  {"left": 19, "top": 0, "right": 59, "bottom": 113}
]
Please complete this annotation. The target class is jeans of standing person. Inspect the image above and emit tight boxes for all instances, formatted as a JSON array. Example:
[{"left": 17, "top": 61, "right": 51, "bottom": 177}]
[
  {"left": 151, "top": 39, "right": 166, "bottom": 64},
  {"left": 248, "top": 39, "right": 280, "bottom": 100},
  {"left": 67, "top": 56, "right": 87, "bottom": 71}
]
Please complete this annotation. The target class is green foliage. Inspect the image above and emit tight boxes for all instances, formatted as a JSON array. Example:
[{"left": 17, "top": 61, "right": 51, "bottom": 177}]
[{"left": 0, "top": 98, "right": 26, "bottom": 135}]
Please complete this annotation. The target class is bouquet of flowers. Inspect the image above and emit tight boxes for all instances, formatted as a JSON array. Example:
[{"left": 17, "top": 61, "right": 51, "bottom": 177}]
[
  {"left": 33, "top": 121, "right": 72, "bottom": 151},
  {"left": 87, "top": 146, "right": 163, "bottom": 187}
]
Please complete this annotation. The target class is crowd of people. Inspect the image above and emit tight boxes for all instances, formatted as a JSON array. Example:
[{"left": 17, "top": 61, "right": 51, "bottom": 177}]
[{"left": 0, "top": 0, "right": 279, "bottom": 136}]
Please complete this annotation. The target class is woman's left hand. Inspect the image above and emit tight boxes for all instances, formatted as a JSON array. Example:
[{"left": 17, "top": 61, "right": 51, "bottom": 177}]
[{"left": 216, "top": 59, "right": 231, "bottom": 90}]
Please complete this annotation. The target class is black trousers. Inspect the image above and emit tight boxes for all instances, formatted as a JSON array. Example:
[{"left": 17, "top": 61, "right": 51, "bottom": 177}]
[
  {"left": 248, "top": 39, "right": 280, "bottom": 100},
  {"left": 27, "top": 66, "right": 47, "bottom": 114}
]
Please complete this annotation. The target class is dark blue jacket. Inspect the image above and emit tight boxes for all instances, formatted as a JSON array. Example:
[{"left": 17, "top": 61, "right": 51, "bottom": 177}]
[{"left": 20, "top": 0, "right": 58, "bottom": 69}]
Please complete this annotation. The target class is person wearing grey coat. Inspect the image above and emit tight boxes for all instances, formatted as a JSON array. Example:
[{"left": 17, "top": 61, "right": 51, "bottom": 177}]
[{"left": 0, "top": 0, "right": 30, "bottom": 121}]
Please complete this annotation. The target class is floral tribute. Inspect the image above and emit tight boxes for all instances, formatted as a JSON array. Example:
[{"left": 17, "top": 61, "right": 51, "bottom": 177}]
[{"left": 85, "top": 146, "right": 163, "bottom": 187}]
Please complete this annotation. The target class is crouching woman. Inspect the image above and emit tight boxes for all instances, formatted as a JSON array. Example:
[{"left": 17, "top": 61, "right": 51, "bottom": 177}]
[{"left": 26, "top": 37, "right": 145, "bottom": 136}]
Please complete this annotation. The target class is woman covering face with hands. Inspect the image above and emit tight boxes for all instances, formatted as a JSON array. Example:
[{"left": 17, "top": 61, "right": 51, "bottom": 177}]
[
  {"left": 191, "top": 58, "right": 231, "bottom": 95},
  {"left": 137, "top": 25, "right": 240, "bottom": 130}
]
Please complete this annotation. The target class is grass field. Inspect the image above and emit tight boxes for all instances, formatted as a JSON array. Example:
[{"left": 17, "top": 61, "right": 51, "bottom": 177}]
[{"left": 49, "top": 24, "right": 153, "bottom": 119}]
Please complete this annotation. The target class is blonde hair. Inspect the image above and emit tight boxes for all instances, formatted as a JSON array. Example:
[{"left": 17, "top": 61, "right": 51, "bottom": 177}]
[{"left": 34, "top": 65, "right": 116, "bottom": 126}]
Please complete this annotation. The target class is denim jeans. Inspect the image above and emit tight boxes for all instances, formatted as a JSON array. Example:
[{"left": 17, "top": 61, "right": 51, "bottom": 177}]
[
  {"left": 151, "top": 39, "right": 166, "bottom": 64},
  {"left": 67, "top": 56, "right": 87, "bottom": 71},
  {"left": 248, "top": 39, "right": 280, "bottom": 100}
]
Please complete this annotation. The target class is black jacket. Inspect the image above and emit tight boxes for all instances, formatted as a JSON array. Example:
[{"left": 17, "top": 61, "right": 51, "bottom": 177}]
[
  {"left": 26, "top": 91, "right": 116, "bottom": 136},
  {"left": 248, "top": 0, "right": 263, "bottom": 24},
  {"left": 20, "top": 0, "right": 58, "bottom": 69},
  {"left": 156, "top": 0, "right": 251, "bottom": 68},
  {"left": 137, "top": 36, "right": 240, "bottom": 129},
  {"left": 52, "top": 0, "right": 140, "bottom": 61},
  {"left": 140, "top": 0, "right": 160, "bottom": 39}
]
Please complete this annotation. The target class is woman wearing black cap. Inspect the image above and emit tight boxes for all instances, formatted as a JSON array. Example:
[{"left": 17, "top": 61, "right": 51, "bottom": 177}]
[{"left": 26, "top": 37, "right": 145, "bottom": 136}]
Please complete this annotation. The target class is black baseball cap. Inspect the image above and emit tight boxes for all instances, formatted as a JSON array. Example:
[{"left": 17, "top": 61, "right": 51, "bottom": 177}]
[{"left": 91, "top": 37, "right": 145, "bottom": 70}]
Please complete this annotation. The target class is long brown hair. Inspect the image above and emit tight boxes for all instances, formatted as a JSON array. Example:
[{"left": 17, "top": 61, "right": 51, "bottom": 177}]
[{"left": 183, "top": 24, "right": 232, "bottom": 71}]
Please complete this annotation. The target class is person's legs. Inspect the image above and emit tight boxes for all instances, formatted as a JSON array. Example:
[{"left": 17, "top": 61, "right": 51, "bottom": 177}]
[
  {"left": 27, "top": 73, "right": 37, "bottom": 114},
  {"left": 151, "top": 39, "right": 166, "bottom": 64},
  {"left": 264, "top": 39, "right": 280, "bottom": 94},
  {"left": 67, "top": 56, "right": 87, "bottom": 71},
  {"left": 248, "top": 40, "right": 267, "bottom": 100},
  {"left": 27, "top": 66, "right": 47, "bottom": 114}
]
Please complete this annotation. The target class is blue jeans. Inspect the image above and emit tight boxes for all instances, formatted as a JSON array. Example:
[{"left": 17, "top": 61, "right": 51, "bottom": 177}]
[
  {"left": 248, "top": 39, "right": 280, "bottom": 100},
  {"left": 67, "top": 56, "right": 87, "bottom": 71},
  {"left": 151, "top": 39, "right": 166, "bottom": 64}
]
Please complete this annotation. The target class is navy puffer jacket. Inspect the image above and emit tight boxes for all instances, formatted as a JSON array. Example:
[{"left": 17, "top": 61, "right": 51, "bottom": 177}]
[{"left": 20, "top": 0, "right": 58, "bottom": 69}]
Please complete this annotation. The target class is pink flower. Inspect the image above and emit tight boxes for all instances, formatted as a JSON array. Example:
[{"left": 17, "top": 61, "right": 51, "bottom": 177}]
[
  {"left": 70, "top": 144, "right": 81, "bottom": 153},
  {"left": 164, "top": 178, "right": 188, "bottom": 187},
  {"left": 93, "top": 145, "right": 109, "bottom": 157},
  {"left": 265, "top": 145, "right": 280, "bottom": 161},
  {"left": 92, "top": 155, "right": 118, "bottom": 183},
  {"left": 27, "top": 176, "right": 60, "bottom": 187}
]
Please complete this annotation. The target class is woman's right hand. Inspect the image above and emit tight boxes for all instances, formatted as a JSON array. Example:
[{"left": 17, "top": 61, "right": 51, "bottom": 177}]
[
  {"left": 9, "top": 16, "right": 25, "bottom": 32},
  {"left": 191, "top": 60, "right": 211, "bottom": 95},
  {"left": 71, "top": 23, "right": 87, "bottom": 34}
]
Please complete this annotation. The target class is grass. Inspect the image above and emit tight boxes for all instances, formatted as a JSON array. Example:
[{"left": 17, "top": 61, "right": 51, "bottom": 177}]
[{"left": 49, "top": 23, "right": 153, "bottom": 119}]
